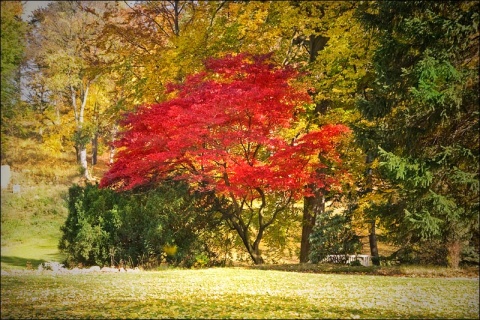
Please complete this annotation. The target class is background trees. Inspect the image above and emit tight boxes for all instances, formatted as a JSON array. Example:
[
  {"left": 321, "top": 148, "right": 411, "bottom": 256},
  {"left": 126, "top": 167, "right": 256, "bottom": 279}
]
[
  {"left": 3, "top": 0, "right": 478, "bottom": 268},
  {"left": 355, "top": 1, "right": 479, "bottom": 267},
  {"left": 1, "top": 1, "right": 27, "bottom": 159},
  {"left": 25, "top": 1, "right": 111, "bottom": 179}
]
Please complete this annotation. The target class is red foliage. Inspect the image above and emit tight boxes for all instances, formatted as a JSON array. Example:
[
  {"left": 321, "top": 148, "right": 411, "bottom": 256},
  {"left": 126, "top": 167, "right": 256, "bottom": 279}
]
[{"left": 100, "top": 53, "right": 350, "bottom": 200}]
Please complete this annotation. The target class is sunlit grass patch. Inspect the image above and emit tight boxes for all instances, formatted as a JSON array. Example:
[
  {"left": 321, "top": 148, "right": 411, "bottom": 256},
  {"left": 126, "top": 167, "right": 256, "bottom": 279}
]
[
  {"left": 1, "top": 268, "right": 478, "bottom": 319},
  {"left": 1, "top": 183, "right": 68, "bottom": 270}
]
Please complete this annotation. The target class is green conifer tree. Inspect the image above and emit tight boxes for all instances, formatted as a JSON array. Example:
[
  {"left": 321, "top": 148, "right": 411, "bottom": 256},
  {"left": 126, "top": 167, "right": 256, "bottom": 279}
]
[{"left": 355, "top": 1, "right": 479, "bottom": 267}]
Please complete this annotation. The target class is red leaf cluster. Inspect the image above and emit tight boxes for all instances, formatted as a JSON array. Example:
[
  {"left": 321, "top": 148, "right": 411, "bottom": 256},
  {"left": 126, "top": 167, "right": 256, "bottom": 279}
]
[{"left": 100, "top": 53, "right": 350, "bottom": 200}]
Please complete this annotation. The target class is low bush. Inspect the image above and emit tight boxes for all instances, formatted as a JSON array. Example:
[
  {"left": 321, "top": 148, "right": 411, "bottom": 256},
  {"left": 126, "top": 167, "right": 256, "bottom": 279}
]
[
  {"left": 308, "top": 210, "right": 362, "bottom": 264},
  {"left": 59, "top": 181, "right": 220, "bottom": 268}
]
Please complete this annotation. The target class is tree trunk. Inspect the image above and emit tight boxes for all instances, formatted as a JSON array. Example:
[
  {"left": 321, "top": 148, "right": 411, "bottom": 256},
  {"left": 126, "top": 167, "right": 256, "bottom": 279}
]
[
  {"left": 249, "top": 247, "right": 264, "bottom": 265},
  {"left": 300, "top": 187, "right": 325, "bottom": 263},
  {"left": 235, "top": 227, "right": 265, "bottom": 265},
  {"left": 91, "top": 133, "right": 98, "bottom": 165},
  {"left": 109, "top": 145, "right": 115, "bottom": 164},
  {"left": 308, "top": 35, "right": 329, "bottom": 63},
  {"left": 74, "top": 145, "right": 80, "bottom": 163},
  {"left": 369, "top": 220, "right": 379, "bottom": 265},
  {"left": 92, "top": 100, "right": 99, "bottom": 166},
  {"left": 79, "top": 146, "right": 90, "bottom": 180},
  {"left": 109, "top": 124, "right": 118, "bottom": 164},
  {"left": 239, "top": 225, "right": 264, "bottom": 265},
  {"left": 71, "top": 82, "right": 92, "bottom": 181},
  {"left": 222, "top": 207, "right": 265, "bottom": 265},
  {"left": 447, "top": 239, "right": 461, "bottom": 269},
  {"left": 299, "top": 33, "right": 331, "bottom": 263}
]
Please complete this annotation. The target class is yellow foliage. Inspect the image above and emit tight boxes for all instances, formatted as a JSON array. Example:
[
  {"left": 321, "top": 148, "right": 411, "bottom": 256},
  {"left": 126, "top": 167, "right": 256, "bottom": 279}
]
[{"left": 163, "top": 244, "right": 178, "bottom": 257}]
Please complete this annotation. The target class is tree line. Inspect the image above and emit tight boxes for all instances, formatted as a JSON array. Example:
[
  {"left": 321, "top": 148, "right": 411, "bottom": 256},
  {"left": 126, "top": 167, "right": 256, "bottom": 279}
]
[{"left": 1, "top": 1, "right": 478, "bottom": 268}]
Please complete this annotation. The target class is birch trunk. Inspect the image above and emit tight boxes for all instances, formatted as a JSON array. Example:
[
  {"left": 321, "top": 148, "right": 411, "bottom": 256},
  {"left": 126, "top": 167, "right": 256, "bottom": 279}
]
[
  {"left": 81, "top": 85, "right": 89, "bottom": 179},
  {"left": 72, "top": 83, "right": 91, "bottom": 180}
]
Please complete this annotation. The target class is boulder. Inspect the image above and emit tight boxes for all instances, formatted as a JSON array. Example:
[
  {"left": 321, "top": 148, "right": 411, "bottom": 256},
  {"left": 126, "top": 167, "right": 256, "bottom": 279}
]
[
  {"left": 101, "top": 266, "right": 118, "bottom": 272},
  {"left": 88, "top": 266, "right": 101, "bottom": 272}
]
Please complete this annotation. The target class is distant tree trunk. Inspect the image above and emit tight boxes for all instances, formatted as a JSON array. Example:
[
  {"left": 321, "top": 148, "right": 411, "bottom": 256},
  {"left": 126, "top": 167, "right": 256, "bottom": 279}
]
[
  {"left": 91, "top": 133, "right": 98, "bottom": 166},
  {"left": 72, "top": 87, "right": 81, "bottom": 164},
  {"left": 74, "top": 145, "right": 80, "bottom": 162},
  {"left": 308, "top": 34, "right": 329, "bottom": 63},
  {"left": 300, "top": 187, "right": 325, "bottom": 263},
  {"left": 80, "top": 147, "right": 89, "bottom": 179},
  {"left": 365, "top": 152, "right": 379, "bottom": 265},
  {"left": 369, "top": 220, "right": 379, "bottom": 265},
  {"left": 92, "top": 101, "right": 99, "bottom": 166},
  {"left": 109, "top": 124, "right": 118, "bottom": 164},
  {"left": 72, "top": 83, "right": 91, "bottom": 180},
  {"left": 109, "top": 145, "right": 115, "bottom": 164}
]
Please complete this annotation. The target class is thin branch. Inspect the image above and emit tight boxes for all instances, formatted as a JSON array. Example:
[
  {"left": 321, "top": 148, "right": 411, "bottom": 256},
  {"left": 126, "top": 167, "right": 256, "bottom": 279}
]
[
  {"left": 209, "top": 0, "right": 226, "bottom": 29},
  {"left": 124, "top": 0, "right": 172, "bottom": 39}
]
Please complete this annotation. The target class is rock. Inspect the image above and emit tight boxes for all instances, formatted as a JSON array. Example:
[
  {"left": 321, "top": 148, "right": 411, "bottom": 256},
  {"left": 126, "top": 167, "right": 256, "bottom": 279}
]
[
  {"left": 88, "top": 266, "right": 101, "bottom": 272},
  {"left": 12, "top": 184, "right": 21, "bottom": 193},
  {"left": 101, "top": 266, "right": 118, "bottom": 272},
  {"left": 43, "top": 261, "right": 65, "bottom": 272},
  {"left": 70, "top": 267, "right": 83, "bottom": 274}
]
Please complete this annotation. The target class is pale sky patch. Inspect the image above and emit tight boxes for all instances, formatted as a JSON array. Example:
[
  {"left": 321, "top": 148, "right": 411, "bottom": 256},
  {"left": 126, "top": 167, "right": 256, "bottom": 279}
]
[{"left": 22, "top": 1, "right": 52, "bottom": 21}]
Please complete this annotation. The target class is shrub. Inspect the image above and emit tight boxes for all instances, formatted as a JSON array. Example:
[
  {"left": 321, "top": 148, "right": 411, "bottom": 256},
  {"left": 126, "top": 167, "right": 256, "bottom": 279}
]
[
  {"left": 309, "top": 210, "right": 362, "bottom": 264},
  {"left": 461, "top": 245, "right": 480, "bottom": 266},
  {"left": 59, "top": 181, "right": 219, "bottom": 268},
  {"left": 349, "top": 259, "right": 363, "bottom": 267},
  {"left": 389, "top": 240, "right": 449, "bottom": 266}
]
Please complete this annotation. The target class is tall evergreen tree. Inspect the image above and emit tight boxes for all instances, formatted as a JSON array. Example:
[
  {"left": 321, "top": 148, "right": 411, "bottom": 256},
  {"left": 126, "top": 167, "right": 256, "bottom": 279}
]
[{"left": 355, "top": 1, "right": 479, "bottom": 267}]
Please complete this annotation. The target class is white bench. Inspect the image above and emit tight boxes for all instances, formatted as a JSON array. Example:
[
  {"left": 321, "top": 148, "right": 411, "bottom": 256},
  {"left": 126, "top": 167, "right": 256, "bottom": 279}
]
[{"left": 323, "top": 254, "right": 371, "bottom": 266}]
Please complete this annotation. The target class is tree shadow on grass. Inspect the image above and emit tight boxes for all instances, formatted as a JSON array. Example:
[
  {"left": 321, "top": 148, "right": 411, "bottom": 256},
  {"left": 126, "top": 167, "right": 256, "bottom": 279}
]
[
  {"left": 1, "top": 253, "right": 64, "bottom": 269},
  {"left": 1, "top": 256, "right": 45, "bottom": 269}
]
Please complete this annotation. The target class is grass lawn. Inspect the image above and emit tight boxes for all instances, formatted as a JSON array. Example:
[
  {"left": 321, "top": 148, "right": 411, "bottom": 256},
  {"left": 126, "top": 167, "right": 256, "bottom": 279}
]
[
  {"left": 1, "top": 268, "right": 478, "bottom": 319},
  {"left": 1, "top": 182, "right": 68, "bottom": 271}
]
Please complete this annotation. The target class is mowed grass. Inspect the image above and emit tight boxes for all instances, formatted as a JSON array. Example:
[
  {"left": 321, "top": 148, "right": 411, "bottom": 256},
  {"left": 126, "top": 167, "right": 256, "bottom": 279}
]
[
  {"left": 1, "top": 184, "right": 68, "bottom": 270},
  {"left": 1, "top": 268, "right": 478, "bottom": 319}
]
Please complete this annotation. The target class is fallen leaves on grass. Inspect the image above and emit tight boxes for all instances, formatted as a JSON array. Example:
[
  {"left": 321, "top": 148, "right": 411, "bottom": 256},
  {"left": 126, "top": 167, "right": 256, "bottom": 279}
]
[{"left": 1, "top": 268, "right": 478, "bottom": 319}]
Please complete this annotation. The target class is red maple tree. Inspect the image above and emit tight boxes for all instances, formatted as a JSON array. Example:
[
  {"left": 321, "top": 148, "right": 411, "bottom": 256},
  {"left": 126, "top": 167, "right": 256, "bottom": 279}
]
[{"left": 100, "top": 53, "right": 350, "bottom": 264}]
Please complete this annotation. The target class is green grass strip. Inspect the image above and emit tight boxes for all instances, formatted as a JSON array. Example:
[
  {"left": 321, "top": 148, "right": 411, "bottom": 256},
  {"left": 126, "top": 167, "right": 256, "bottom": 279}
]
[{"left": 1, "top": 268, "right": 478, "bottom": 319}]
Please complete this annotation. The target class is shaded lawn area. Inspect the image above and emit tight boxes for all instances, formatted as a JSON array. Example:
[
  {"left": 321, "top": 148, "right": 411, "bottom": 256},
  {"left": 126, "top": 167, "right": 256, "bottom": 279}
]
[
  {"left": 1, "top": 241, "right": 65, "bottom": 270},
  {"left": 249, "top": 263, "right": 480, "bottom": 278},
  {"left": 1, "top": 268, "right": 478, "bottom": 319}
]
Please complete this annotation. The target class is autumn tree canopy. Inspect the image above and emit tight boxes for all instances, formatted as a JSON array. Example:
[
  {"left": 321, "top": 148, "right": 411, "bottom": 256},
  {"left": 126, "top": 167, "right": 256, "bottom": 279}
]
[{"left": 101, "top": 53, "right": 350, "bottom": 264}]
